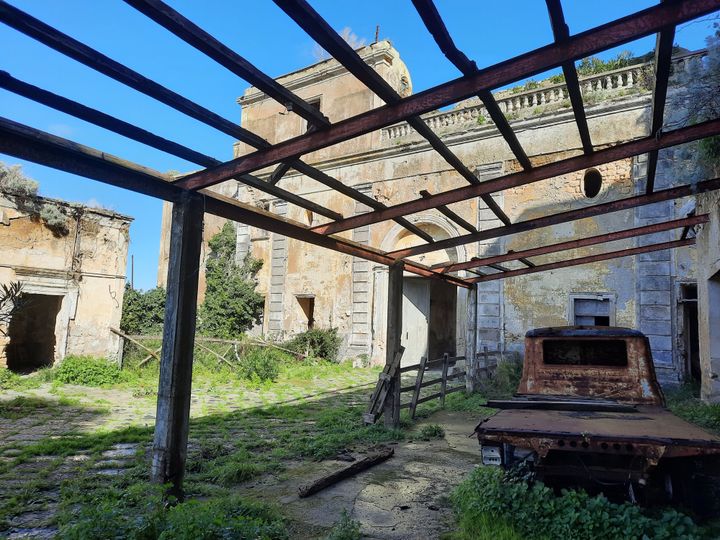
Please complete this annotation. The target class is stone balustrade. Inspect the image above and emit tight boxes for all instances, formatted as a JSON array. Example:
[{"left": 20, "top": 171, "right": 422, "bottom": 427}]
[{"left": 383, "top": 50, "right": 707, "bottom": 141}]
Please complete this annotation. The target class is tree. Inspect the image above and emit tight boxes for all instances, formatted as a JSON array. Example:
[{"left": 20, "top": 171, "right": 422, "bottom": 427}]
[
  {"left": 668, "top": 25, "right": 720, "bottom": 176},
  {"left": 120, "top": 285, "right": 167, "bottom": 335},
  {"left": 197, "top": 222, "right": 264, "bottom": 338}
]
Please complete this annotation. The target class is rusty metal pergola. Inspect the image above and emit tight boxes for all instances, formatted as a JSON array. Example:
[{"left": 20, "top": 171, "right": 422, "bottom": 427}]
[{"left": 1, "top": 0, "right": 719, "bottom": 496}]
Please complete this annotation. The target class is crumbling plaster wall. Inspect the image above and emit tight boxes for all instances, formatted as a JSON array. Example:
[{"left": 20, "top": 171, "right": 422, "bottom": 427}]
[
  {"left": 0, "top": 193, "right": 131, "bottom": 367},
  {"left": 696, "top": 189, "right": 720, "bottom": 401}
]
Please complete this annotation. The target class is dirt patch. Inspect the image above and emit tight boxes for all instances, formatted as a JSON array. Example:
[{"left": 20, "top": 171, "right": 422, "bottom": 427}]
[{"left": 251, "top": 410, "right": 481, "bottom": 539}]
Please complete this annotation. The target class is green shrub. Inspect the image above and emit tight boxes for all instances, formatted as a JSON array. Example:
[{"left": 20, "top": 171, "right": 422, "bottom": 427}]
[
  {"left": 237, "top": 347, "right": 285, "bottom": 382},
  {"left": 283, "top": 328, "right": 342, "bottom": 362},
  {"left": 0, "top": 368, "right": 21, "bottom": 389},
  {"left": 120, "top": 285, "right": 166, "bottom": 335},
  {"left": 419, "top": 424, "right": 445, "bottom": 439},
  {"left": 451, "top": 466, "right": 707, "bottom": 540},
  {"left": 325, "top": 510, "right": 362, "bottom": 540},
  {"left": 55, "top": 356, "right": 125, "bottom": 386}
]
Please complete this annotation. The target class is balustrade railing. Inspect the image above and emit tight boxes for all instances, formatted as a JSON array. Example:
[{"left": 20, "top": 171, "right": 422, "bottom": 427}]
[{"left": 382, "top": 50, "right": 707, "bottom": 140}]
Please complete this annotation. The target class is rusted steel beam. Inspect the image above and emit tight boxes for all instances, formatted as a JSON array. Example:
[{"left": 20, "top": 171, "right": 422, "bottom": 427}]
[
  {"left": 123, "top": 0, "right": 330, "bottom": 129},
  {"left": 645, "top": 23, "right": 677, "bottom": 194},
  {"left": 0, "top": 1, "right": 269, "bottom": 148},
  {"left": 467, "top": 238, "right": 695, "bottom": 283},
  {"left": 0, "top": 71, "right": 343, "bottom": 222},
  {"left": 0, "top": 2, "right": 432, "bottom": 245},
  {"left": 272, "top": 0, "right": 511, "bottom": 226},
  {"left": 436, "top": 214, "right": 709, "bottom": 273},
  {"left": 0, "top": 117, "right": 466, "bottom": 287},
  {"left": 176, "top": 0, "right": 720, "bottom": 188},
  {"left": 419, "top": 190, "right": 476, "bottom": 233},
  {"left": 387, "top": 176, "right": 720, "bottom": 259},
  {"left": 545, "top": 0, "right": 592, "bottom": 154},
  {"left": 311, "top": 117, "right": 720, "bottom": 236},
  {"left": 411, "top": 0, "right": 532, "bottom": 170}
]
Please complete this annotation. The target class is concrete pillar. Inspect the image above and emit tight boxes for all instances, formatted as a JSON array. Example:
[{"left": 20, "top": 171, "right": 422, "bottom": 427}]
[{"left": 151, "top": 192, "right": 204, "bottom": 499}]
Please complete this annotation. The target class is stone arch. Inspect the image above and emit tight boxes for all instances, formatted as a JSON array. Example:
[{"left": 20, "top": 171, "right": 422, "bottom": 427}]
[{"left": 380, "top": 213, "right": 467, "bottom": 271}]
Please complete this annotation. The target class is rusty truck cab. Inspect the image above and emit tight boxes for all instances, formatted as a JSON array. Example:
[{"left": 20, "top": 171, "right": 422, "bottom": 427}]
[{"left": 519, "top": 327, "right": 664, "bottom": 406}]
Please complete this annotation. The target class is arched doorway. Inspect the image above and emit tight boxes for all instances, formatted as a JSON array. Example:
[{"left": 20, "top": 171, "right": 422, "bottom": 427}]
[{"left": 377, "top": 216, "right": 467, "bottom": 366}]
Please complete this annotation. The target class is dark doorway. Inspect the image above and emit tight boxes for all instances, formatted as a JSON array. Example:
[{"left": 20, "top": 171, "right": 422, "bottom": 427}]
[
  {"left": 296, "top": 295, "right": 315, "bottom": 330},
  {"left": 680, "top": 284, "right": 700, "bottom": 382},
  {"left": 6, "top": 294, "right": 63, "bottom": 373}
]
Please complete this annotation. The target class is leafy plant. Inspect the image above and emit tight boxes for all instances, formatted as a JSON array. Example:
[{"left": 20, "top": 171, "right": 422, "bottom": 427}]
[
  {"left": 55, "top": 355, "right": 125, "bottom": 386},
  {"left": 419, "top": 424, "right": 445, "bottom": 439},
  {"left": 451, "top": 466, "right": 707, "bottom": 540},
  {"left": 236, "top": 347, "right": 286, "bottom": 383},
  {"left": 325, "top": 510, "right": 362, "bottom": 540},
  {"left": 283, "top": 328, "right": 342, "bottom": 362},
  {"left": 0, "top": 161, "right": 70, "bottom": 236},
  {"left": 120, "top": 285, "right": 167, "bottom": 335},
  {"left": 197, "top": 222, "right": 264, "bottom": 339},
  {"left": 0, "top": 281, "right": 25, "bottom": 333}
]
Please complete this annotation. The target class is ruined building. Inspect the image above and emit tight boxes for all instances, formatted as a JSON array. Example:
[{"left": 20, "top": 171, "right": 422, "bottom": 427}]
[
  {"left": 159, "top": 41, "right": 707, "bottom": 387},
  {"left": 0, "top": 189, "right": 131, "bottom": 371}
]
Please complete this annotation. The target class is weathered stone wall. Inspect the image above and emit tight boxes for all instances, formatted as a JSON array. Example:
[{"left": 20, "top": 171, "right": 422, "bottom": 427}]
[
  {"left": 696, "top": 189, "right": 720, "bottom": 401},
  {"left": 0, "top": 192, "right": 131, "bottom": 367},
  {"left": 157, "top": 42, "right": 703, "bottom": 384}
]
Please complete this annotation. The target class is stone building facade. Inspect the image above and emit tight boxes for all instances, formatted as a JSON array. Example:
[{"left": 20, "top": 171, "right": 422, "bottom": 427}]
[
  {"left": 0, "top": 191, "right": 131, "bottom": 371},
  {"left": 159, "top": 42, "right": 707, "bottom": 386}
]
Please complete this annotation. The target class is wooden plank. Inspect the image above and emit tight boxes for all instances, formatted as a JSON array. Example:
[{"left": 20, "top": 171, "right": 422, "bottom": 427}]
[
  {"left": 298, "top": 447, "right": 394, "bottom": 498},
  {"left": 436, "top": 214, "right": 709, "bottom": 274},
  {"left": 440, "top": 353, "right": 450, "bottom": 407},
  {"left": 364, "top": 347, "right": 404, "bottom": 425},
  {"left": 110, "top": 326, "right": 161, "bottom": 361},
  {"left": 465, "top": 284, "right": 478, "bottom": 393},
  {"left": 384, "top": 262, "right": 404, "bottom": 429},
  {"left": 445, "top": 385, "right": 466, "bottom": 395},
  {"left": 409, "top": 355, "right": 428, "bottom": 419},
  {"left": 487, "top": 399, "right": 637, "bottom": 412},
  {"left": 310, "top": 117, "right": 720, "bottom": 237},
  {"left": 175, "top": 0, "right": 720, "bottom": 187},
  {"left": 151, "top": 192, "right": 204, "bottom": 499},
  {"left": 468, "top": 238, "right": 695, "bottom": 282}
]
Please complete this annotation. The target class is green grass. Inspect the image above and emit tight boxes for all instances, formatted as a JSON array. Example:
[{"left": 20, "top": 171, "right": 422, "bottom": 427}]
[{"left": 666, "top": 383, "right": 720, "bottom": 434}]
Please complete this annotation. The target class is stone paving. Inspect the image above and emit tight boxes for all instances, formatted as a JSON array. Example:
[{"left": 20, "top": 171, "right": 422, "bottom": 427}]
[{"left": 0, "top": 371, "right": 478, "bottom": 539}]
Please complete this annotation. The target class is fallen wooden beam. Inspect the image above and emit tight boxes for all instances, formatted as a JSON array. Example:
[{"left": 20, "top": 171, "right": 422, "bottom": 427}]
[{"left": 298, "top": 446, "right": 394, "bottom": 498}]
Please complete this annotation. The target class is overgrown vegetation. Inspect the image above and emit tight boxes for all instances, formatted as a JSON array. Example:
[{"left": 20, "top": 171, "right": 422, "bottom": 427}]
[
  {"left": 54, "top": 355, "right": 126, "bottom": 386},
  {"left": 283, "top": 328, "right": 343, "bottom": 362},
  {"left": 197, "top": 222, "right": 264, "bottom": 338},
  {"left": 667, "top": 383, "right": 720, "bottom": 435},
  {"left": 0, "top": 161, "right": 70, "bottom": 235},
  {"left": 120, "top": 285, "right": 167, "bottom": 335},
  {"left": 669, "top": 25, "right": 720, "bottom": 173},
  {"left": 325, "top": 510, "right": 362, "bottom": 540},
  {"left": 450, "top": 467, "right": 710, "bottom": 540},
  {"left": 0, "top": 281, "right": 25, "bottom": 331}
]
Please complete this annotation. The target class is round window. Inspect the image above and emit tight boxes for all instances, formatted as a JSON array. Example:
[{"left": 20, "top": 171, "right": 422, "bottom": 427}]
[{"left": 583, "top": 169, "right": 602, "bottom": 198}]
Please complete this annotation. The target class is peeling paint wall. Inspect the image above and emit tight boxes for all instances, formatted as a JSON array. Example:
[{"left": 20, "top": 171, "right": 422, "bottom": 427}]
[
  {"left": 696, "top": 189, "right": 720, "bottom": 401},
  {"left": 0, "top": 192, "right": 131, "bottom": 368}
]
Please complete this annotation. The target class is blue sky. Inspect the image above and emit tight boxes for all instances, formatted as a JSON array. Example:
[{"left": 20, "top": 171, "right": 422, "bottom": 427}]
[{"left": 1, "top": 1, "right": 717, "bottom": 290}]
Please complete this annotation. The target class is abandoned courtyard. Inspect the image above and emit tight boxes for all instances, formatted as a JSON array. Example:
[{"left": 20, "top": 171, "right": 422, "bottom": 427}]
[{"left": 4, "top": 0, "right": 720, "bottom": 538}]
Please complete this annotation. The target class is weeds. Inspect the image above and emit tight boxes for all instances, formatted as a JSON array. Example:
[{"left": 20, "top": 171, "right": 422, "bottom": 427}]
[
  {"left": 419, "top": 424, "right": 445, "bottom": 439},
  {"left": 666, "top": 383, "right": 720, "bottom": 434},
  {"left": 325, "top": 510, "right": 362, "bottom": 540}
]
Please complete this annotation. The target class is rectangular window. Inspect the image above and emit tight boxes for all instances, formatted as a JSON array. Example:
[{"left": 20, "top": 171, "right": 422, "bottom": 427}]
[
  {"left": 543, "top": 339, "right": 628, "bottom": 366},
  {"left": 570, "top": 294, "right": 614, "bottom": 326}
]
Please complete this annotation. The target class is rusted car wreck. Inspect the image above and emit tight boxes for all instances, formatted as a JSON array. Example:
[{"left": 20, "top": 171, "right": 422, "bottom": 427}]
[{"left": 476, "top": 327, "right": 720, "bottom": 512}]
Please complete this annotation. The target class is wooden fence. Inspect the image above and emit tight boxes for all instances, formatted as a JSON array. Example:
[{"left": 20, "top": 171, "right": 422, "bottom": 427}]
[
  {"left": 110, "top": 327, "right": 306, "bottom": 368},
  {"left": 398, "top": 353, "right": 466, "bottom": 419}
]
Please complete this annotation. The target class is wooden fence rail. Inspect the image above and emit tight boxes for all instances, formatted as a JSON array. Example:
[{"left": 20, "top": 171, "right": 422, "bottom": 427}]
[{"left": 398, "top": 352, "right": 467, "bottom": 419}]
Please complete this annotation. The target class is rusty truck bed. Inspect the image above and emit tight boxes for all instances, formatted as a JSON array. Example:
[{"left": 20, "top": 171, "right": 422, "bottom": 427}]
[{"left": 476, "top": 406, "right": 720, "bottom": 459}]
